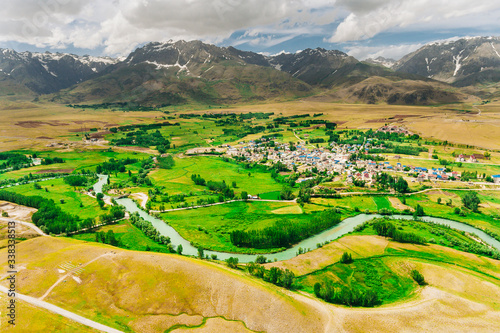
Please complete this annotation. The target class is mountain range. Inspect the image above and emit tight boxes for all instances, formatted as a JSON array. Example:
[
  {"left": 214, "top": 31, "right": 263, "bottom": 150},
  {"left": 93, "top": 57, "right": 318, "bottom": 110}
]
[{"left": 2, "top": 36, "right": 500, "bottom": 106}]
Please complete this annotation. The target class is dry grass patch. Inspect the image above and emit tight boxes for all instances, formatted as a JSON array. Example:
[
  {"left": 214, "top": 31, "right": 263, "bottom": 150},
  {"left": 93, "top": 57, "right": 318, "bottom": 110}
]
[
  {"left": 0, "top": 296, "right": 99, "bottom": 332},
  {"left": 0, "top": 237, "right": 325, "bottom": 333},
  {"left": 0, "top": 201, "right": 37, "bottom": 221},
  {"left": 388, "top": 197, "right": 414, "bottom": 211},
  {"left": 170, "top": 317, "right": 254, "bottom": 333},
  {"left": 129, "top": 313, "right": 204, "bottom": 333},
  {"left": 271, "top": 205, "right": 302, "bottom": 214},
  {"left": 265, "top": 235, "right": 389, "bottom": 276},
  {"left": 331, "top": 286, "right": 500, "bottom": 333}
]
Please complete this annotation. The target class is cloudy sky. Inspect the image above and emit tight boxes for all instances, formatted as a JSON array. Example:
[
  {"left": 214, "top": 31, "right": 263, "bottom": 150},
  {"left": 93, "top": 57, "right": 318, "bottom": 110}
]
[{"left": 1, "top": 0, "right": 500, "bottom": 60}]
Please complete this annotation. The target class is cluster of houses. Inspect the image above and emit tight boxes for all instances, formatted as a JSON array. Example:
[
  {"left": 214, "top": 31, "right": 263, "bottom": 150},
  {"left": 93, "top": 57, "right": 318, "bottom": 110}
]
[
  {"left": 226, "top": 135, "right": 500, "bottom": 188},
  {"left": 224, "top": 139, "right": 486, "bottom": 186},
  {"left": 455, "top": 154, "right": 482, "bottom": 163},
  {"left": 377, "top": 126, "right": 412, "bottom": 135}
]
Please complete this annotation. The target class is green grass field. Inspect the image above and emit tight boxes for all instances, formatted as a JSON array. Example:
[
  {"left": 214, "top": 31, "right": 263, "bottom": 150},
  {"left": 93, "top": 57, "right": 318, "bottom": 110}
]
[
  {"left": 4, "top": 178, "right": 102, "bottom": 220},
  {"left": 161, "top": 200, "right": 307, "bottom": 253},
  {"left": 0, "top": 150, "right": 149, "bottom": 181},
  {"left": 71, "top": 220, "right": 168, "bottom": 252},
  {"left": 372, "top": 196, "right": 392, "bottom": 210},
  {"left": 149, "top": 156, "right": 282, "bottom": 197},
  {"left": 297, "top": 257, "right": 417, "bottom": 305}
]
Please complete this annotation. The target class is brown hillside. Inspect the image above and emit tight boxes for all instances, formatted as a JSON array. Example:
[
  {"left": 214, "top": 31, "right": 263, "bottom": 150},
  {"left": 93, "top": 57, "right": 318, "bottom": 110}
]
[{"left": 307, "top": 76, "right": 476, "bottom": 105}]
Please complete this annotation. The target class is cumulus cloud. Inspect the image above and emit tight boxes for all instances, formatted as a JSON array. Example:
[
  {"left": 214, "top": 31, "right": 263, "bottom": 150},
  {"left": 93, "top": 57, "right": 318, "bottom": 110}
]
[
  {"left": 329, "top": 0, "right": 500, "bottom": 43},
  {"left": 0, "top": 0, "right": 499, "bottom": 55},
  {"left": 0, "top": 0, "right": 339, "bottom": 55},
  {"left": 345, "top": 43, "right": 424, "bottom": 61}
]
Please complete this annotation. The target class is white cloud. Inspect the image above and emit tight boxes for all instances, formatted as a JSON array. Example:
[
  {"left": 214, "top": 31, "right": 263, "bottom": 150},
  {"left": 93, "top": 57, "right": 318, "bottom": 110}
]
[
  {"left": 0, "top": 0, "right": 499, "bottom": 56},
  {"left": 345, "top": 43, "right": 424, "bottom": 61},
  {"left": 0, "top": 0, "right": 340, "bottom": 55},
  {"left": 329, "top": 0, "right": 500, "bottom": 43}
]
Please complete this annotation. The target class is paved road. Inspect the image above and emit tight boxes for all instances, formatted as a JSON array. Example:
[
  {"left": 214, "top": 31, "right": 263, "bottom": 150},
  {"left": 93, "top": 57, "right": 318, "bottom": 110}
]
[
  {"left": 0, "top": 286, "right": 123, "bottom": 333},
  {"left": 0, "top": 218, "right": 47, "bottom": 236}
]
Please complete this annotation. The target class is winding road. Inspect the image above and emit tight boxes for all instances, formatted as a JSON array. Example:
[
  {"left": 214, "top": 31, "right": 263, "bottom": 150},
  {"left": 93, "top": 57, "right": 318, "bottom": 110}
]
[
  {"left": 0, "top": 218, "right": 47, "bottom": 236},
  {"left": 0, "top": 286, "right": 123, "bottom": 333}
]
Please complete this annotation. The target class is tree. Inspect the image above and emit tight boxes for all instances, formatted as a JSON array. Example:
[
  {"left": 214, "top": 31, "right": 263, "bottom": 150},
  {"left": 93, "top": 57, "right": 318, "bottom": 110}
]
[
  {"left": 241, "top": 191, "right": 248, "bottom": 200},
  {"left": 410, "top": 269, "right": 426, "bottom": 285},
  {"left": 340, "top": 252, "right": 353, "bottom": 264},
  {"left": 158, "top": 155, "right": 175, "bottom": 169},
  {"left": 415, "top": 204, "right": 425, "bottom": 217},
  {"left": 462, "top": 192, "right": 480, "bottom": 212},
  {"left": 225, "top": 257, "right": 239, "bottom": 269},
  {"left": 176, "top": 244, "right": 183, "bottom": 255},
  {"left": 232, "top": 181, "right": 237, "bottom": 188},
  {"left": 394, "top": 177, "right": 409, "bottom": 193},
  {"left": 280, "top": 188, "right": 295, "bottom": 200},
  {"left": 255, "top": 255, "right": 267, "bottom": 264},
  {"left": 197, "top": 247, "right": 204, "bottom": 259}
]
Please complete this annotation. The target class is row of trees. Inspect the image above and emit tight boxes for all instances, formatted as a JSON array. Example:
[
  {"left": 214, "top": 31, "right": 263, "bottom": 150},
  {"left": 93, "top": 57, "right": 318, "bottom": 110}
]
[
  {"left": 190, "top": 175, "right": 236, "bottom": 199},
  {"left": 314, "top": 282, "right": 380, "bottom": 307},
  {"left": 230, "top": 210, "right": 341, "bottom": 249},
  {"left": 129, "top": 212, "right": 173, "bottom": 249},
  {"left": 42, "top": 157, "right": 64, "bottom": 165},
  {"left": 64, "top": 174, "right": 95, "bottom": 187},
  {"left": 0, "top": 153, "right": 31, "bottom": 170},
  {"left": 95, "top": 158, "right": 138, "bottom": 174},
  {"left": 95, "top": 230, "right": 120, "bottom": 246}
]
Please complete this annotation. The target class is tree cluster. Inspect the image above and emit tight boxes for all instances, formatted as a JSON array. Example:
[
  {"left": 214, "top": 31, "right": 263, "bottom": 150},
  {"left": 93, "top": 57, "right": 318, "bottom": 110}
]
[
  {"left": 129, "top": 212, "right": 173, "bottom": 248},
  {"left": 247, "top": 263, "right": 295, "bottom": 289},
  {"left": 230, "top": 210, "right": 341, "bottom": 249},
  {"left": 373, "top": 220, "right": 426, "bottom": 245},
  {"left": 95, "top": 230, "right": 120, "bottom": 246},
  {"left": 96, "top": 158, "right": 138, "bottom": 174},
  {"left": 41, "top": 157, "right": 64, "bottom": 165},
  {"left": 314, "top": 282, "right": 380, "bottom": 307}
]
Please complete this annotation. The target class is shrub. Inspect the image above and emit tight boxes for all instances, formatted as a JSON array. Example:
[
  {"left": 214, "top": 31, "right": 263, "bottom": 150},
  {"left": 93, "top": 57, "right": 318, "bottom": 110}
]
[
  {"left": 340, "top": 252, "right": 353, "bottom": 264},
  {"left": 410, "top": 269, "right": 426, "bottom": 285}
]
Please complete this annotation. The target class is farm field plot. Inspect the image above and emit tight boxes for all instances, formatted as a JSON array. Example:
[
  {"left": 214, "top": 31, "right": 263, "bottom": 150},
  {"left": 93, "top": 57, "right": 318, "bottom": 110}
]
[
  {"left": 4, "top": 178, "right": 101, "bottom": 220},
  {"left": 404, "top": 191, "right": 500, "bottom": 235},
  {"left": 0, "top": 150, "right": 148, "bottom": 181}
]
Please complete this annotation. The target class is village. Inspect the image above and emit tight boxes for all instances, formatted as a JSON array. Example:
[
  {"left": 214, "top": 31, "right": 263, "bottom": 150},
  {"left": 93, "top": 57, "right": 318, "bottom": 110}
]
[{"left": 225, "top": 136, "right": 500, "bottom": 187}]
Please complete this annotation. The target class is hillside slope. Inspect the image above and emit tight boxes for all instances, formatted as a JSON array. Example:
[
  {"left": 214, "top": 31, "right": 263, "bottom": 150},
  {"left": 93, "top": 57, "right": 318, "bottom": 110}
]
[
  {"left": 3, "top": 235, "right": 500, "bottom": 332},
  {"left": 306, "top": 76, "right": 473, "bottom": 105}
]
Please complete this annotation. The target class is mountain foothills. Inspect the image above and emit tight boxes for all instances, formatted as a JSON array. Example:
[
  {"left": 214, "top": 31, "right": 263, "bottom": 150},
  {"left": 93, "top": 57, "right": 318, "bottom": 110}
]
[{"left": 2, "top": 37, "right": 500, "bottom": 106}]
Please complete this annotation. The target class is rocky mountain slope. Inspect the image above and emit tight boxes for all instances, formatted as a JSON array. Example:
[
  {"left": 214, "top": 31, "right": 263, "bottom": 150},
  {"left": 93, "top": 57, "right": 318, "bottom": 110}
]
[
  {"left": 393, "top": 36, "right": 500, "bottom": 86},
  {"left": 0, "top": 49, "right": 118, "bottom": 94},
  {"left": 5, "top": 38, "right": 491, "bottom": 106}
]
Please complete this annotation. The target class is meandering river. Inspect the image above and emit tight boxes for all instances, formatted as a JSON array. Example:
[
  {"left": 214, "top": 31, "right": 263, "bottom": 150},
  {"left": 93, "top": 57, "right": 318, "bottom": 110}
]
[{"left": 94, "top": 175, "right": 500, "bottom": 263}]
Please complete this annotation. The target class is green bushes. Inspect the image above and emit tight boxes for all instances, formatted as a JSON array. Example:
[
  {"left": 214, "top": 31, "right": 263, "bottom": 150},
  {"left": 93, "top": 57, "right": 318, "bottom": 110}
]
[
  {"left": 410, "top": 269, "right": 426, "bottom": 285},
  {"left": 313, "top": 282, "right": 380, "bottom": 307},
  {"left": 340, "top": 252, "right": 353, "bottom": 264},
  {"left": 247, "top": 263, "right": 295, "bottom": 289}
]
